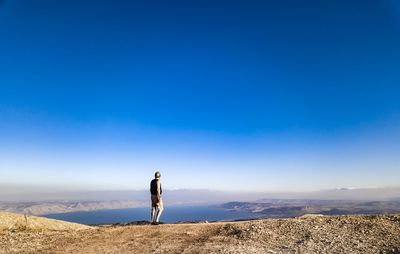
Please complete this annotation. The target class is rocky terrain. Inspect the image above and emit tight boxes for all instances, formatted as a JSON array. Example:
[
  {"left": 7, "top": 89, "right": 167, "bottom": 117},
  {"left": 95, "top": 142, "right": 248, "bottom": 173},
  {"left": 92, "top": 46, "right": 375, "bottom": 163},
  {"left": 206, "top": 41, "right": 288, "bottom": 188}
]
[{"left": 0, "top": 211, "right": 399, "bottom": 253}]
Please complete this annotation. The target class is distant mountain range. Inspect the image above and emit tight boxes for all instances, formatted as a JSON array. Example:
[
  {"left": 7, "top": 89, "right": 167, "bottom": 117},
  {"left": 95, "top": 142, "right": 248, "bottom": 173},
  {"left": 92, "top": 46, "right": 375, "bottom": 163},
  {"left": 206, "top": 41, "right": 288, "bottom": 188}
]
[
  {"left": 1, "top": 187, "right": 400, "bottom": 216},
  {"left": 2, "top": 198, "right": 400, "bottom": 217},
  {"left": 217, "top": 199, "right": 400, "bottom": 218},
  {"left": 0, "top": 200, "right": 146, "bottom": 215}
]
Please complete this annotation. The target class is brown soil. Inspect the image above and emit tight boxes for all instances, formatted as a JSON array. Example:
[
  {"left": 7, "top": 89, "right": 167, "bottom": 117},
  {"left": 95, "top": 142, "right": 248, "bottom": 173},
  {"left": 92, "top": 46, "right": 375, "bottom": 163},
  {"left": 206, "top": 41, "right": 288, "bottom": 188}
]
[{"left": 0, "top": 213, "right": 399, "bottom": 253}]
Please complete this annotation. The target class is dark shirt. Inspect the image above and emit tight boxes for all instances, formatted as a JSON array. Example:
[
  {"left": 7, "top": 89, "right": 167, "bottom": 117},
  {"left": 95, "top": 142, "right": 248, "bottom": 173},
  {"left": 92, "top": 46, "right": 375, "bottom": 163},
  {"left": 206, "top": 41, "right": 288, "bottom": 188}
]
[{"left": 150, "top": 179, "right": 162, "bottom": 195}]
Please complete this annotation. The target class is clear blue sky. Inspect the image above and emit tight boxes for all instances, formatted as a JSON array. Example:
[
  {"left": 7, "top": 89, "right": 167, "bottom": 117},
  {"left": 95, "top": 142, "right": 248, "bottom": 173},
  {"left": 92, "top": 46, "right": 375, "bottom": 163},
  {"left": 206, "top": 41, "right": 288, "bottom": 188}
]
[{"left": 0, "top": 0, "right": 399, "bottom": 191}]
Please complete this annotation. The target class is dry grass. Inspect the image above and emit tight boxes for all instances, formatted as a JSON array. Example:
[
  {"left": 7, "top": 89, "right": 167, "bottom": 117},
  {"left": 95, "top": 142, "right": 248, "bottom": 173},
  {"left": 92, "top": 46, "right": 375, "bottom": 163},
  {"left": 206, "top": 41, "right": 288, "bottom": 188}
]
[{"left": 0, "top": 211, "right": 90, "bottom": 232}]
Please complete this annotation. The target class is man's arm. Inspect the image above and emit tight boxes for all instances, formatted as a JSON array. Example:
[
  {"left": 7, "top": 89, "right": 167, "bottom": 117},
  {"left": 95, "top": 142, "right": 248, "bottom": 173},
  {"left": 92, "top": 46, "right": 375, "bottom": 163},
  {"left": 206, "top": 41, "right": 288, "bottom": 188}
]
[{"left": 157, "top": 180, "right": 161, "bottom": 198}]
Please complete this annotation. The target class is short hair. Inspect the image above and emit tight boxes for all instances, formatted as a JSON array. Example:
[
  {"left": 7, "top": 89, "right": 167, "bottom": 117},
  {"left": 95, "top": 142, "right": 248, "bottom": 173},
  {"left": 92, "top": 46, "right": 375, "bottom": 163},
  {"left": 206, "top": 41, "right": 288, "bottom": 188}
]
[{"left": 155, "top": 171, "right": 161, "bottom": 178}]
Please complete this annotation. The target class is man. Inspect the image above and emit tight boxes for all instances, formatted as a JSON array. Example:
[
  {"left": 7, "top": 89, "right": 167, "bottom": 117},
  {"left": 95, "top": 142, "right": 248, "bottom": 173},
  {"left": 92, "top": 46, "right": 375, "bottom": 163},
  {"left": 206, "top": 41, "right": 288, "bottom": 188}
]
[{"left": 150, "top": 171, "right": 163, "bottom": 225}]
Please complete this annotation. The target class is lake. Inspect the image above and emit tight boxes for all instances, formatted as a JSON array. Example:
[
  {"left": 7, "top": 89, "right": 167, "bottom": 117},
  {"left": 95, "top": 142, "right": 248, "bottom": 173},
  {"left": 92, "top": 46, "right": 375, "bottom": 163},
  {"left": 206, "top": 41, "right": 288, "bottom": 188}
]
[{"left": 44, "top": 205, "right": 260, "bottom": 225}]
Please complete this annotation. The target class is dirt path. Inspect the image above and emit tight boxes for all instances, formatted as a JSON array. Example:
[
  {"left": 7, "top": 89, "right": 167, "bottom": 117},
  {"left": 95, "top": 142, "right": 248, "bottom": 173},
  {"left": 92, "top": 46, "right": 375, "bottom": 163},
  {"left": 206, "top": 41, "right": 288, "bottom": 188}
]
[{"left": 1, "top": 215, "right": 400, "bottom": 253}]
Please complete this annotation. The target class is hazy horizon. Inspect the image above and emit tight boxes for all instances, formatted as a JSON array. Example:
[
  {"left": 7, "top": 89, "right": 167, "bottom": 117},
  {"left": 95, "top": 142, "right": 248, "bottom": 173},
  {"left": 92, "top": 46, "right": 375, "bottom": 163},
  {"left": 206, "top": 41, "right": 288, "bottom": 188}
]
[{"left": 1, "top": 185, "right": 399, "bottom": 202}]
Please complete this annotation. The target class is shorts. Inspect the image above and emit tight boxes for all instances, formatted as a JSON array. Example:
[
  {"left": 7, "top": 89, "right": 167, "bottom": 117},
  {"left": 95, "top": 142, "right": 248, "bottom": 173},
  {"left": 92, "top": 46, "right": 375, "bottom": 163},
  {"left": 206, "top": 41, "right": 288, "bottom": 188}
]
[{"left": 151, "top": 195, "right": 163, "bottom": 209}]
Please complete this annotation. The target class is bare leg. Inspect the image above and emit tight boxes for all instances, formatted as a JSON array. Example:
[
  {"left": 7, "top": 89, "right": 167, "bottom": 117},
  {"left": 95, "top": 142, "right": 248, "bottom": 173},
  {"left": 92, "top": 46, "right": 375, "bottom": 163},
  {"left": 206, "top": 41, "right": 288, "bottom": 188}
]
[
  {"left": 155, "top": 207, "right": 163, "bottom": 223},
  {"left": 151, "top": 207, "right": 156, "bottom": 223}
]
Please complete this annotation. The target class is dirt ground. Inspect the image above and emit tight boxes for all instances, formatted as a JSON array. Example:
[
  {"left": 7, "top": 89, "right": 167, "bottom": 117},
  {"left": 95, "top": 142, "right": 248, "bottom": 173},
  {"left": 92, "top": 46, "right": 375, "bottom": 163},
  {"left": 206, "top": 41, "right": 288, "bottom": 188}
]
[{"left": 1, "top": 214, "right": 399, "bottom": 253}]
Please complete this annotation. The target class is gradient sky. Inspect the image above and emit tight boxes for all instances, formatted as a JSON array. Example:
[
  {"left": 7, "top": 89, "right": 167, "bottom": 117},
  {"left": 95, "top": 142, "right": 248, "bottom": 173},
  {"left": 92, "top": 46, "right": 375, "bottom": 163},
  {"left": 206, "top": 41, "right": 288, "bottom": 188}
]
[{"left": 0, "top": 0, "right": 400, "bottom": 192}]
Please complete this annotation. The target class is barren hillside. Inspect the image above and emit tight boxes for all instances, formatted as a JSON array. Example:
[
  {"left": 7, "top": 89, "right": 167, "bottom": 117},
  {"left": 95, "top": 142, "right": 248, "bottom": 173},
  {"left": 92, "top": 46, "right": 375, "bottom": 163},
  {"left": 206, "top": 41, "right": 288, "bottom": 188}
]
[
  {"left": 0, "top": 211, "right": 90, "bottom": 231},
  {"left": 0, "top": 212, "right": 399, "bottom": 253}
]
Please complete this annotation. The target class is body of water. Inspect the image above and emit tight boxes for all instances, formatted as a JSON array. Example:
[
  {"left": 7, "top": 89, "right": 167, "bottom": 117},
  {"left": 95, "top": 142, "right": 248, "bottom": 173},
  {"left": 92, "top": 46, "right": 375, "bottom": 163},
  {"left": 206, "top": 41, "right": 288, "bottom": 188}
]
[{"left": 44, "top": 205, "right": 260, "bottom": 225}]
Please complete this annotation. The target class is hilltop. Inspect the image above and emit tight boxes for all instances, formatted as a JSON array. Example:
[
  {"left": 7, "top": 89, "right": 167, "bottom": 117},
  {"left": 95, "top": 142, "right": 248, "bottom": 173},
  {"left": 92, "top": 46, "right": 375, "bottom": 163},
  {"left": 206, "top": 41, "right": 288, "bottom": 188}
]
[
  {"left": 0, "top": 211, "right": 90, "bottom": 232},
  {"left": 0, "top": 212, "right": 399, "bottom": 253}
]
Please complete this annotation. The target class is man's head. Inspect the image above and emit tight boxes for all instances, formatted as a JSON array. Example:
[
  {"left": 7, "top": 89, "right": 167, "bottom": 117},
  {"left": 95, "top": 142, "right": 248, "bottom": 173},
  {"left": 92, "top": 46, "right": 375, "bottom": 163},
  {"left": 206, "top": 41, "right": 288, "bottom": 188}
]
[{"left": 155, "top": 171, "right": 161, "bottom": 179}]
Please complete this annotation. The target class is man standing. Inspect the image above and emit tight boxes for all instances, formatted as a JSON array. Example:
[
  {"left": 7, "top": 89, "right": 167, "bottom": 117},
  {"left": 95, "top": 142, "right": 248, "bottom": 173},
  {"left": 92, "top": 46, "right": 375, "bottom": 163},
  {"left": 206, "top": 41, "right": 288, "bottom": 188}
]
[{"left": 150, "top": 171, "right": 163, "bottom": 225}]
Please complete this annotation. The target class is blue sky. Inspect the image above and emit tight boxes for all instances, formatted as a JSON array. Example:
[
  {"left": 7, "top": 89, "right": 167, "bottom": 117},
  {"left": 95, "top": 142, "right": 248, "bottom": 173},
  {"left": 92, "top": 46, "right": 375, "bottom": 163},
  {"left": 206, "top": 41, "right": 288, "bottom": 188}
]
[{"left": 0, "top": 0, "right": 399, "bottom": 192}]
